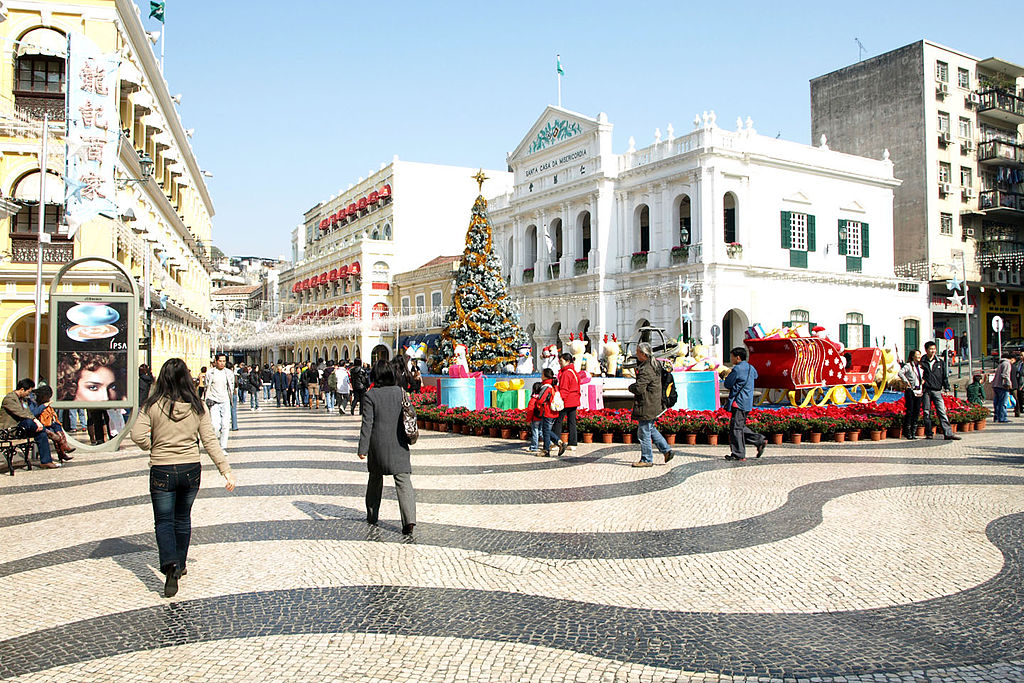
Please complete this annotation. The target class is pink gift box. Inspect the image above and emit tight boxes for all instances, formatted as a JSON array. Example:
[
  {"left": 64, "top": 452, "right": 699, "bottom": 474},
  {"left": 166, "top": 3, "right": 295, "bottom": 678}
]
[{"left": 581, "top": 380, "right": 604, "bottom": 410}]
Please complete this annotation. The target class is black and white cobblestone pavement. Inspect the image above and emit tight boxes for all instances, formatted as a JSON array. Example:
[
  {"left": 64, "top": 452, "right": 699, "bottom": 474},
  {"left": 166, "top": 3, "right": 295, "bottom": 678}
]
[{"left": 2, "top": 406, "right": 1023, "bottom": 682}]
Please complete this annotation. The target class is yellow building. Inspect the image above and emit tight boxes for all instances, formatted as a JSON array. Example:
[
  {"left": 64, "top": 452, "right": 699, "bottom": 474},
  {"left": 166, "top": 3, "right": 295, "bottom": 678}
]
[
  {"left": 392, "top": 254, "right": 459, "bottom": 369},
  {"left": 0, "top": 0, "right": 215, "bottom": 389}
]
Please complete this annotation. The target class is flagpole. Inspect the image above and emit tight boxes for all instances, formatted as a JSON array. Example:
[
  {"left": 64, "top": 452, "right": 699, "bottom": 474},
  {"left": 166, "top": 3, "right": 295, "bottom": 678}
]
[
  {"left": 556, "top": 53, "right": 561, "bottom": 107},
  {"left": 160, "top": 19, "right": 165, "bottom": 74}
]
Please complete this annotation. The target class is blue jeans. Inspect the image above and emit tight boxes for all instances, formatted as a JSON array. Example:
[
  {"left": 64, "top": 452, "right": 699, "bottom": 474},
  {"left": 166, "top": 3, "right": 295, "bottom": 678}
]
[
  {"left": 65, "top": 408, "right": 87, "bottom": 431},
  {"left": 149, "top": 463, "right": 201, "bottom": 572},
  {"left": 540, "top": 417, "right": 561, "bottom": 450},
  {"left": 324, "top": 391, "right": 335, "bottom": 411},
  {"left": 994, "top": 387, "right": 1009, "bottom": 422},
  {"left": 230, "top": 393, "right": 239, "bottom": 430},
  {"left": 637, "top": 420, "right": 671, "bottom": 463},
  {"left": 300, "top": 387, "right": 309, "bottom": 406},
  {"left": 262, "top": 383, "right": 271, "bottom": 400},
  {"left": 16, "top": 418, "right": 52, "bottom": 464},
  {"left": 249, "top": 391, "right": 259, "bottom": 409}
]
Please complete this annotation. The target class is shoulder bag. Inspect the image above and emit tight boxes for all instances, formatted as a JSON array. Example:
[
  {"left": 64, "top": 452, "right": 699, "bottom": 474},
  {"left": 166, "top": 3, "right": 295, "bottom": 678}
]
[
  {"left": 401, "top": 390, "right": 419, "bottom": 445},
  {"left": 550, "top": 387, "right": 565, "bottom": 412}
]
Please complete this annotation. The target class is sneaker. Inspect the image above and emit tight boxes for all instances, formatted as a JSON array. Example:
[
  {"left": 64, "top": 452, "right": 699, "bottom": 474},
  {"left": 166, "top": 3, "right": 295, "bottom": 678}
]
[
  {"left": 724, "top": 454, "right": 746, "bottom": 461},
  {"left": 557, "top": 441, "right": 567, "bottom": 457},
  {"left": 663, "top": 450, "right": 674, "bottom": 463},
  {"left": 631, "top": 461, "right": 653, "bottom": 468},
  {"left": 944, "top": 434, "right": 961, "bottom": 440},
  {"left": 523, "top": 447, "right": 538, "bottom": 453}
]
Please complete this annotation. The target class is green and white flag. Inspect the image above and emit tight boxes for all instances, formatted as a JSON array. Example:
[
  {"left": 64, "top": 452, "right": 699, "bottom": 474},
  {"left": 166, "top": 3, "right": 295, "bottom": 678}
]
[
  {"left": 150, "top": 1, "right": 165, "bottom": 23},
  {"left": 556, "top": 54, "right": 564, "bottom": 76}
]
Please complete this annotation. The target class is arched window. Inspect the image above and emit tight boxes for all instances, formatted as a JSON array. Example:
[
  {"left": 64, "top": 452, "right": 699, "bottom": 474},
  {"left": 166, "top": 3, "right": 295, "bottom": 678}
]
[
  {"left": 372, "top": 261, "right": 389, "bottom": 283},
  {"left": 723, "top": 192, "right": 738, "bottom": 244},
  {"left": 678, "top": 195, "right": 691, "bottom": 246},
  {"left": 578, "top": 211, "right": 592, "bottom": 256},
  {"left": 636, "top": 205, "right": 650, "bottom": 252},
  {"left": 372, "top": 302, "right": 390, "bottom": 319},
  {"left": 549, "top": 218, "right": 563, "bottom": 260},
  {"left": 11, "top": 170, "right": 65, "bottom": 236},
  {"left": 371, "top": 228, "right": 379, "bottom": 240},
  {"left": 524, "top": 224, "right": 538, "bottom": 266},
  {"left": 14, "top": 28, "right": 67, "bottom": 116}
]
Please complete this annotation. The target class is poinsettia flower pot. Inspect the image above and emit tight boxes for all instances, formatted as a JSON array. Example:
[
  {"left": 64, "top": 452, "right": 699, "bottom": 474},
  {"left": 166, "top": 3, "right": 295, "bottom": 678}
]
[
  {"left": 870, "top": 430, "right": 883, "bottom": 441},
  {"left": 789, "top": 433, "right": 802, "bottom": 445},
  {"left": 916, "top": 426, "right": 926, "bottom": 437},
  {"left": 438, "top": 423, "right": 448, "bottom": 433},
  {"left": 453, "top": 424, "right": 462, "bottom": 434},
  {"left": 560, "top": 432, "right": 569, "bottom": 443},
  {"left": 770, "top": 433, "right": 784, "bottom": 445},
  {"left": 489, "top": 427, "right": 500, "bottom": 438},
  {"left": 621, "top": 433, "right": 633, "bottom": 444},
  {"left": 833, "top": 431, "right": 846, "bottom": 443},
  {"left": 974, "top": 419, "right": 986, "bottom": 430},
  {"left": 476, "top": 426, "right": 487, "bottom": 436},
  {"left": 519, "top": 430, "right": 529, "bottom": 440},
  {"left": 706, "top": 433, "right": 719, "bottom": 445},
  {"left": 500, "top": 428, "right": 511, "bottom": 439},
  {"left": 949, "top": 423, "right": 958, "bottom": 433},
  {"left": 581, "top": 432, "right": 594, "bottom": 444},
  {"left": 888, "top": 426, "right": 902, "bottom": 439},
  {"left": 962, "top": 421, "right": 973, "bottom": 432},
  {"left": 847, "top": 430, "right": 860, "bottom": 442},
  {"left": 417, "top": 419, "right": 425, "bottom": 429},
  {"left": 684, "top": 433, "right": 697, "bottom": 446},
  {"left": 600, "top": 432, "right": 614, "bottom": 444},
  {"left": 809, "top": 432, "right": 822, "bottom": 444},
  {"left": 664, "top": 433, "right": 677, "bottom": 445}
]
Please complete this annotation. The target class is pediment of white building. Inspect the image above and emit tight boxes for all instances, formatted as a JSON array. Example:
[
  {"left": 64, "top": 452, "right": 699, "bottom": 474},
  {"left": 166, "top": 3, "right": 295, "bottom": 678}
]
[
  {"left": 781, "top": 191, "right": 812, "bottom": 205},
  {"left": 509, "top": 106, "right": 600, "bottom": 164},
  {"left": 839, "top": 200, "right": 867, "bottom": 214}
]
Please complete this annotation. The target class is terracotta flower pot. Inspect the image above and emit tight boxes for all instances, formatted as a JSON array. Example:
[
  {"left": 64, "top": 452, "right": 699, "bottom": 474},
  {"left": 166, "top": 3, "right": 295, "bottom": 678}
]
[
  {"left": 974, "top": 419, "right": 986, "bottom": 431},
  {"left": 684, "top": 433, "right": 697, "bottom": 446},
  {"left": 476, "top": 426, "right": 487, "bottom": 436},
  {"left": 451, "top": 423, "right": 461, "bottom": 434},
  {"left": 706, "top": 433, "right": 719, "bottom": 446},
  {"left": 417, "top": 419, "right": 425, "bottom": 429},
  {"left": 560, "top": 432, "right": 569, "bottom": 443},
  {"left": 962, "top": 421, "right": 973, "bottom": 432},
  {"left": 519, "top": 430, "right": 529, "bottom": 440},
  {"left": 809, "top": 432, "right": 822, "bottom": 444},
  {"left": 870, "top": 430, "right": 883, "bottom": 441},
  {"left": 600, "top": 433, "right": 614, "bottom": 444},
  {"left": 664, "top": 433, "right": 676, "bottom": 445},
  {"left": 916, "top": 426, "right": 926, "bottom": 437},
  {"left": 770, "top": 433, "right": 784, "bottom": 445},
  {"left": 500, "top": 428, "right": 511, "bottom": 439},
  {"left": 621, "top": 433, "right": 633, "bottom": 444},
  {"left": 790, "top": 433, "right": 802, "bottom": 445},
  {"left": 438, "top": 423, "right": 449, "bottom": 433},
  {"left": 949, "top": 423, "right": 958, "bottom": 433},
  {"left": 847, "top": 430, "right": 860, "bottom": 442},
  {"left": 888, "top": 426, "right": 902, "bottom": 439},
  {"left": 581, "top": 432, "right": 594, "bottom": 444},
  {"left": 833, "top": 431, "right": 846, "bottom": 443},
  {"left": 488, "top": 427, "right": 500, "bottom": 438}
]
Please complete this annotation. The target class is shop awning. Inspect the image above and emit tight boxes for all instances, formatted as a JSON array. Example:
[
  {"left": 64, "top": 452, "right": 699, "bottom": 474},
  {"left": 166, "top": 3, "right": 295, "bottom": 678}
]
[{"left": 16, "top": 28, "right": 66, "bottom": 58}]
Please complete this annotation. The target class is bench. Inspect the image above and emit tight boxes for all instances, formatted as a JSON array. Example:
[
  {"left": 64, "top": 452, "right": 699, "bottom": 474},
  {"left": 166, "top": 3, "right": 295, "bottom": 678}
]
[{"left": 0, "top": 426, "right": 35, "bottom": 476}]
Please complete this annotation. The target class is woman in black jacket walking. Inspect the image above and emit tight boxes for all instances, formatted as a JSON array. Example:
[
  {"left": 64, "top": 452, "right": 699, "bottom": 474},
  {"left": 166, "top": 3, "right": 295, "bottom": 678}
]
[{"left": 357, "top": 360, "right": 416, "bottom": 535}]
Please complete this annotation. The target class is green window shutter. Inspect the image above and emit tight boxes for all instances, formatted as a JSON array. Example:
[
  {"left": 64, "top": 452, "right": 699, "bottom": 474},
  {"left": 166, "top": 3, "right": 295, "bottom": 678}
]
[
  {"left": 807, "top": 214, "right": 816, "bottom": 251},
  {"left": 863, "top": 324, "right": 871, "bottom": 347},
  {"left": 861, "top": 222, "right": 870, "bottom": 258},
  {"left": 846, "top": 255, "right": 862, "bottom": 273},
  {"left": 780, "top": 211, "right": 791, "bottom": 249},
  {"left": 839, "top": 324, "right": 849, "bottom": 347},
  {"left": 790, "top": 249, "right": 808, "bottom": 268},
  {"left": 838, "top": 219, "right": 848, "bottom": 256}
]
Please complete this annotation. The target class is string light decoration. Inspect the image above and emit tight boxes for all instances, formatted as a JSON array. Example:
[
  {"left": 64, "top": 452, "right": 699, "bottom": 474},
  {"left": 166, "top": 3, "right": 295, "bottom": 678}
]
[{"left": 439, "top": 179, "right": 525, "bottom": 371}]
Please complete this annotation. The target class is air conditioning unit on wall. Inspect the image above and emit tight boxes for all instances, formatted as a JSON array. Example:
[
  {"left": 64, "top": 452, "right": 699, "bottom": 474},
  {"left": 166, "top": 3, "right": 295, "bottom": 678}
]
[
  {"left": 962, "top": 140, "right": 974, "bottom": 153},
  {"left": 940, "top": 182, "right": 953, "bottom": 195},
  {"left": 936, "top": 82, "right": 949, "bottom": 96}
]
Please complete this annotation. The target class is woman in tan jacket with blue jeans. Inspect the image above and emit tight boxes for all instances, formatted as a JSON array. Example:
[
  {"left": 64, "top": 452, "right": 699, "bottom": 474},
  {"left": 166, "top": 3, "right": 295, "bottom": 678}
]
[{"left": 130, "top": 358, "right": 236, "bottom": 597}]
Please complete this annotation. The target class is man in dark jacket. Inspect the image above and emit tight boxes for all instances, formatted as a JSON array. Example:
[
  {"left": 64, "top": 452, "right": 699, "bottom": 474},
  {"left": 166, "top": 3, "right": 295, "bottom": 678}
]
[
  {"left": 1012, "top": 351, "right": 1024, "bottom": 418},
  {"left": 920, "top": 341, "right": 960, "bottom": 439},
  {"left": 261, "top": 364, "right": 273, "bottom": 401},
  {"left": 273, "top": 365, "right": 288, "bottom": 407},
  {"left": 628, "top": 343, "right": 673, "bottom": 467},
  {"left": 246, "top": 366, "right": 262, "bottom": 411},
  {"left": 1, "top": 378, "right": 56, "bottom": 468},
  {"left": 349, "top": 360, "right": 367, "bottom": 416},
  {"left": 722, "top": 347, "right": 767, "bottom": 461}
]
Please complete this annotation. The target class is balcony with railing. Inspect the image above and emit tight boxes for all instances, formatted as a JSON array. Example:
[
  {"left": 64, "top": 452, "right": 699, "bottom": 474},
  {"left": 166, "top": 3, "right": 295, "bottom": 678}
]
[
  {"left": 978, "top": 139, "right": 1024, "bottom": 168},
  {"left": 979, "top": 189, "right": 1024, "bottom": 214},
  {"left": 10, "top": 237, "right": 74, "bottom": 263},
  {"left": 977, "top": 89, "right": 1024, "bottom": 124}
]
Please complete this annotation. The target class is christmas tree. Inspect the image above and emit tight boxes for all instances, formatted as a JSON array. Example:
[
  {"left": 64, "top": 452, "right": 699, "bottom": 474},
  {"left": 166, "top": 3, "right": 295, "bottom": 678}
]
[{"left": 440, "top": 172, "right": 524, "bottom": 371}]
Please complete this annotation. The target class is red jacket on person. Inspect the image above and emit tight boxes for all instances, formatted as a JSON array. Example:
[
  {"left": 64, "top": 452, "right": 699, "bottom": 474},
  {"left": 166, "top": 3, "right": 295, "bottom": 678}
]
[
  {"left": 557, "top": 364, "right": 581, "bottom": 408},
  {"left": 530, "top": 380, "right": 560, "bottom": 419}
]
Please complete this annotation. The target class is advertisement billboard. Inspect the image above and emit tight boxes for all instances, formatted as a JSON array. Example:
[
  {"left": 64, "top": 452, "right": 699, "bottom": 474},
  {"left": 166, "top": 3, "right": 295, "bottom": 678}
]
[{"left": 49, "top": 293, "right": 136, "bottom": 410}]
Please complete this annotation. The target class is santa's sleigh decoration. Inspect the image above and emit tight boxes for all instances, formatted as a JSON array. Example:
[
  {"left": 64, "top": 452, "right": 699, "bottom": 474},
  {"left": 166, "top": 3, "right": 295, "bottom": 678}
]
[{"left": 744, "top": 335, "right": 889, "bottom": 407}]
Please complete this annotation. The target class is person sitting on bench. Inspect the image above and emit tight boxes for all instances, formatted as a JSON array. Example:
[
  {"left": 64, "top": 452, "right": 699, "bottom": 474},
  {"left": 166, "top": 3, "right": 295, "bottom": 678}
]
[{"left": 1, "top": 378, "right": 57, "bottom": 469}]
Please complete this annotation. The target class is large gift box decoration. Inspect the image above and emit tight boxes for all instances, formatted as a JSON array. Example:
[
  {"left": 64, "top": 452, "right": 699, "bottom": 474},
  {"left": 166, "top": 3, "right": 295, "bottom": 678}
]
[
  {"left": 438, "top": 376, "right": 484, "bottom": 410},
  {"left": 492, "top": 379, "right": 528, "bottom": 409},
  {"left": 580, "top": 378, "right": 604, "bottom": 410}
]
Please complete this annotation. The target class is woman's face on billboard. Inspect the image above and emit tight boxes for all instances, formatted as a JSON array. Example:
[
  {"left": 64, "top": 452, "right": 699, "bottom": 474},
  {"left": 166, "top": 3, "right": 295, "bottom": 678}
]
[{"left": 75, "top": 367, "right": 117, "bottom": 401}]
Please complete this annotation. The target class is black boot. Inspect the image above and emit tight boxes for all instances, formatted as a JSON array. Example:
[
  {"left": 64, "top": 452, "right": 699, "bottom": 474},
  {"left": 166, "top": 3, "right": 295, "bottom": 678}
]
[{"left": 163, "top": 564, "right": 179, "bottom": 598}]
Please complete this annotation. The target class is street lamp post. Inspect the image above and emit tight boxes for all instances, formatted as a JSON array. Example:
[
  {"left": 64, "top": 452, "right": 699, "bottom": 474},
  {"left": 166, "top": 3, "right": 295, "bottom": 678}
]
[{"left": 31, "top": 113, "right": 48, "bottom": 385}]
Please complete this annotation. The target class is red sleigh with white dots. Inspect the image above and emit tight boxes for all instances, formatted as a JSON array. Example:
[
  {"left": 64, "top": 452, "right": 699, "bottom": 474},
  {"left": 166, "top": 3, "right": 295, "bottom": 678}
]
[{"left": 744, "top": 334, "right": 888, "bottom": 407}]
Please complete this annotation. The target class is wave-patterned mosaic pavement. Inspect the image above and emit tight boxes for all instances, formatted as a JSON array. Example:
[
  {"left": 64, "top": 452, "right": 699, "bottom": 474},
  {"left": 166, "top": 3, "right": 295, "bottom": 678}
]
[{"left": 2, "top": 407, "right": 1023, "bottom": 682}]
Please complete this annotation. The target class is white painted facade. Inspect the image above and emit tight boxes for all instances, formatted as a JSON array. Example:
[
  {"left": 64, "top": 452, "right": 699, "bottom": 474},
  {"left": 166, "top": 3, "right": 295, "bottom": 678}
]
[{"left": 489, "top": 106, "right": 930, "bottom": 362}]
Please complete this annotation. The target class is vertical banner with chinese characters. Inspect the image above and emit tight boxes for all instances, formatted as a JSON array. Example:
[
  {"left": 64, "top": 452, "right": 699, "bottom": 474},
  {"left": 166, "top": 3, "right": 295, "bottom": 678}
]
[{"left": 65, "top": 32, "right": 120, "bottom": 237}]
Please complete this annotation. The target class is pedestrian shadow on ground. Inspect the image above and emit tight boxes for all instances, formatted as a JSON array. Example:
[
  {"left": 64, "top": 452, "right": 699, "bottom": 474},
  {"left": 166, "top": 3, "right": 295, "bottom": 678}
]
[
  {"left": 293, "top": 500, "right": 409, "bottom": 542},
  {"left": 966, "top": 447, "right": 1024, "bottom": 466},
  {"left": 94, "top": 538, "right": 164, "bottom": 594}
]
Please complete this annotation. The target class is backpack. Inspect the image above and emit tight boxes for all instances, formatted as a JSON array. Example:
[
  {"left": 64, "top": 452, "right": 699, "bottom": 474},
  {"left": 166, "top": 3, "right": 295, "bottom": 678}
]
[
  {"left": 661, "top": 365, "right": 678, "bottom": 409},
  {"left": 350, "top": 367, "right": 365, "bottom": 391},
  {"left": 550, "top": 386, "right": 565, "bottom": 412}
]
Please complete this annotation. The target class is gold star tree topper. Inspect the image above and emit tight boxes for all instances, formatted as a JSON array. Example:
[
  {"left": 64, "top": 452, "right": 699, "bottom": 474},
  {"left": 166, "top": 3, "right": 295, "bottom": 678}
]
[{"left": 472, "top": 169, "right": 489, "bottom": 193}]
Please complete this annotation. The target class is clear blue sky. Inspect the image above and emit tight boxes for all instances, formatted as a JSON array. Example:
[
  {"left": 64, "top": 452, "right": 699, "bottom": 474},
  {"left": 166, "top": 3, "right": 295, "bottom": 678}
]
[{"left": 150, "top": 1, "right": 1022, "bottom": 259}]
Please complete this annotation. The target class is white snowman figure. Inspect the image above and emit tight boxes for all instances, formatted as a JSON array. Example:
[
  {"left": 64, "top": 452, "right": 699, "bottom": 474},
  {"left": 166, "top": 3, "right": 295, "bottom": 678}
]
[{"left": 515, "top": 344, "right": 534, "bottom": 374}]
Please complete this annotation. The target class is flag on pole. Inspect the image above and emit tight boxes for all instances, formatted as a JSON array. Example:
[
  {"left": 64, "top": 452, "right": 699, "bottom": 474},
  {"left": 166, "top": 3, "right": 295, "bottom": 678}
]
[
  {"left": 556, "top": 54, "right": 564, "bottom": 76},
  {"left": 149, "top": 1, "right": 165, "bottom": 22}
]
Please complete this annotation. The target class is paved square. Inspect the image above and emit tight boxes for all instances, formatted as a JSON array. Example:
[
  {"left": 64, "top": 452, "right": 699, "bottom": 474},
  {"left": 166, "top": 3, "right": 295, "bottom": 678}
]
[{"left": 1, "top": 407, "right": 1023, "bottom": 682}]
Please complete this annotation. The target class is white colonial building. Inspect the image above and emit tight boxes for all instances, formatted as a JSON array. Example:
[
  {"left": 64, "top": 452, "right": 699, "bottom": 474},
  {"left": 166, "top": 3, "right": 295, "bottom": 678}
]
[{"left": 489, "top": 106, "right": 930, "bottom": 362}]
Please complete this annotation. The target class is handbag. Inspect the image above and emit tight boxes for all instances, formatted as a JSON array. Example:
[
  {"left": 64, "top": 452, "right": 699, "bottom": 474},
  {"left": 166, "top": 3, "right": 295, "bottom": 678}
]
[
  {"left": 550, "top": 387, "right": 565, "bottom": 412},
  {"left": 401, "top": 391, "right": 419, "bottom": 445}
]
